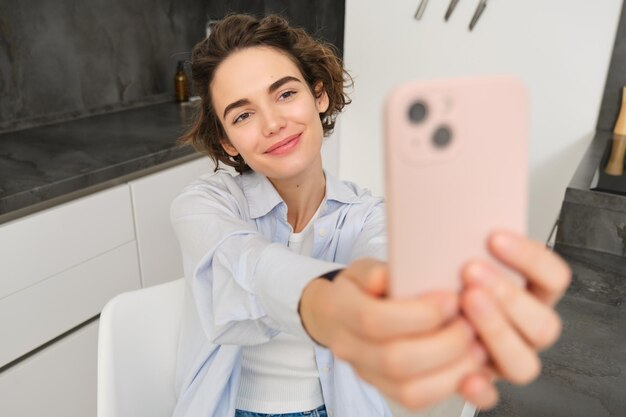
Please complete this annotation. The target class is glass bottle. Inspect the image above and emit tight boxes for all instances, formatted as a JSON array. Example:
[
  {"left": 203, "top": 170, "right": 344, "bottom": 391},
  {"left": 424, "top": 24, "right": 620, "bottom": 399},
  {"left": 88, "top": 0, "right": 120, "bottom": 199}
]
[{"left": 174, "top": 61, "right": 189, "bottom": 102}]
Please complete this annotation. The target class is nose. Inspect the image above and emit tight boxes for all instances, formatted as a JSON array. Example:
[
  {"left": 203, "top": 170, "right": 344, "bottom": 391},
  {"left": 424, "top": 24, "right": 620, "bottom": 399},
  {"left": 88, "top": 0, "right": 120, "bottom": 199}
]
[{"left": 261, "top": 106, "right": 286, "bottom": 136}]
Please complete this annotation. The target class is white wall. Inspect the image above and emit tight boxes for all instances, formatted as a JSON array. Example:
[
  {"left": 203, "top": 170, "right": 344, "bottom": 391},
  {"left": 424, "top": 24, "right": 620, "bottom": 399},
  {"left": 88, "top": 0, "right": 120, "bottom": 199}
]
[
  {"left": 339, "top": 0, "right": 622, "bottom": 240},
  {"left": 322, "top": 120, "right": 340, "bottom": 176}
]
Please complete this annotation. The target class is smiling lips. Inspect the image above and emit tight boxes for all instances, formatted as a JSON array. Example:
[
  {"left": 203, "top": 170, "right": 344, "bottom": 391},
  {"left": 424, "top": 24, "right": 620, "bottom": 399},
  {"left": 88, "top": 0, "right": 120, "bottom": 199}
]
[{"left": 265, "top": 133, "right": 302, "bottom": 156}]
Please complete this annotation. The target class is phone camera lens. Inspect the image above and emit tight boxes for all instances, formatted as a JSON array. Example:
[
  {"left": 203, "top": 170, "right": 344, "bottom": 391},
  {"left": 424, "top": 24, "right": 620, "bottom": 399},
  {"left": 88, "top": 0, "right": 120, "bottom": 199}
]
[
  {"left": 432, "top": 125, "right": 453, "bottom": 149},
  {"left": 408, "top": 101, "right": 428, "bottom": 123}
]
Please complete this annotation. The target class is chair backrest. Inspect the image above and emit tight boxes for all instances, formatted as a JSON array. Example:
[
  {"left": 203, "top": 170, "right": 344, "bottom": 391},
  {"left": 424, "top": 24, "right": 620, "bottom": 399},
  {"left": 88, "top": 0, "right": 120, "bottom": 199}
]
[{"left": 97, "top": 278, "right": 185, "bottom": 417}]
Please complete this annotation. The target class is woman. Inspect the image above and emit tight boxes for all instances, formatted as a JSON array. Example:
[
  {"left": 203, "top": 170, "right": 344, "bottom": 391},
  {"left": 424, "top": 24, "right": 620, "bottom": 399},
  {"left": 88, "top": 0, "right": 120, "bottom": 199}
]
[{"left": 171, "top": 13, "right": 571, "bottom": 417}]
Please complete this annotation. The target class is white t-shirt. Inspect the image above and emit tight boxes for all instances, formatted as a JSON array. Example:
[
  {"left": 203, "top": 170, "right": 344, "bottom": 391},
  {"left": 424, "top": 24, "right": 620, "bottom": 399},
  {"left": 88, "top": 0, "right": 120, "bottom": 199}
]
[{"left": 236, "top": 200, "right": 326, "bottom": 414}]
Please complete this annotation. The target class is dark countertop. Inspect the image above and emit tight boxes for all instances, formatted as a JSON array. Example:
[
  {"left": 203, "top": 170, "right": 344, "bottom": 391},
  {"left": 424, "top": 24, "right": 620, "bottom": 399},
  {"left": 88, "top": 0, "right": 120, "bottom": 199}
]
[
  {"left": 481, "top": 131, "right": 626, "bottom": 417},
  {"left": 0, "top": 101, "right": 203, "bottom": 224},
  {"left": 480, "top": 247, "right": 626, "bottom": 417}
]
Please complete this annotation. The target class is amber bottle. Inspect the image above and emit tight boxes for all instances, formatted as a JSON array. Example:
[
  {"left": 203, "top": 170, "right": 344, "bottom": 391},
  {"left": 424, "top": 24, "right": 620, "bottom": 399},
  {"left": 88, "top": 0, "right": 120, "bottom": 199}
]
[{"left": 174, "top": 61, "right": 189, "bottom": 102}]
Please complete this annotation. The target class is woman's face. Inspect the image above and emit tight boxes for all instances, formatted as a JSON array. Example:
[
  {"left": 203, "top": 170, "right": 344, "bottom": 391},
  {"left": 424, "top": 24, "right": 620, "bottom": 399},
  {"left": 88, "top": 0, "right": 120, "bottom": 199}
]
[{"left": 210, "top": 46, "right": 329, "bottom": 180}]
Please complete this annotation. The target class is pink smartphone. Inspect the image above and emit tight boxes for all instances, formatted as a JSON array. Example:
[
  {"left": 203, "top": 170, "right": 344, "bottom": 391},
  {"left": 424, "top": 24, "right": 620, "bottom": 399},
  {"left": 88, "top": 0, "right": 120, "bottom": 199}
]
[{"left": 384, "top": 76, "right": 528, "bottom": 298}]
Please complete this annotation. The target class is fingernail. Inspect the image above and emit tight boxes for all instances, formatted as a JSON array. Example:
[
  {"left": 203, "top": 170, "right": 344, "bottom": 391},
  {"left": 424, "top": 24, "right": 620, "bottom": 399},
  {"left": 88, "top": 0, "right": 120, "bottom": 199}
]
[
  {"left": 492, "top": 232, "right": 519, "bottom": 255},
  {"left": 466, "top": 262, "right": 493, "bottom": 287}
]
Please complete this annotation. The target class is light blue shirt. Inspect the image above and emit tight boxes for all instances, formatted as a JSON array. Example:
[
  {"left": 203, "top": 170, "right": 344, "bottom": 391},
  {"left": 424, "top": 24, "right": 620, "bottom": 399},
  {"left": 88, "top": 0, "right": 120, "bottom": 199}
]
[{"left": 170, "top": 169, "right": 393, "bottom": 417}]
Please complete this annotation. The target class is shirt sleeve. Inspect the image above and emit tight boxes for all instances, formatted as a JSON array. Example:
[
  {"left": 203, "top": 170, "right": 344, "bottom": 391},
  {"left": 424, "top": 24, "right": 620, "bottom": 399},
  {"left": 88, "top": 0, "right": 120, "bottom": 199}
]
[{"left": 170, "top": 175, "right": 342, "bottom": 346}]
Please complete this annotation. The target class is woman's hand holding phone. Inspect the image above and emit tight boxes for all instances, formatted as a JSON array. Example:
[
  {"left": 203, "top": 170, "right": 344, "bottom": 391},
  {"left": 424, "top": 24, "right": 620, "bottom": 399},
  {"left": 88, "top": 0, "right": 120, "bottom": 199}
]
[
  {"left": 330, "top": 232, "right": 571, "bottom": 410},
  {"left": 300, "top": 229, "right": 571, "bottom": 410},
  {"left": 456, "top": 230, "right": 571, "bottom": 408},
  {"left": 300, "top": 259, "right": 489, "bottom": 411}
]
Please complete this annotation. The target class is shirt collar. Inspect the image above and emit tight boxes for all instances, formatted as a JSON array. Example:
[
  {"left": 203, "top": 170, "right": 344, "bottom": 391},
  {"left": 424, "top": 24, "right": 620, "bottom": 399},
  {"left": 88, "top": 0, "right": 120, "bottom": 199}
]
[
  {"left": 240, "top": 170, "right": 361, "bottom": 219},
  {"left": 324, "top": 170, "right": 360, "bottom": 205}
]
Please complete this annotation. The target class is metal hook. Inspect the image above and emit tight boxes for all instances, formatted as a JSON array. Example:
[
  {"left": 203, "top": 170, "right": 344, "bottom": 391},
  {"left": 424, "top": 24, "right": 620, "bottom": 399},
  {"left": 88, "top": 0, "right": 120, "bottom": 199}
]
[
  {"left": 444, "top": 0, "right": 460, "bottom": 21},
  {"left": 414, "top": 0, "right": 429, "bottom": 20},
  {"left": 469, "top": 0, "right": 488, "bottom": 31}
]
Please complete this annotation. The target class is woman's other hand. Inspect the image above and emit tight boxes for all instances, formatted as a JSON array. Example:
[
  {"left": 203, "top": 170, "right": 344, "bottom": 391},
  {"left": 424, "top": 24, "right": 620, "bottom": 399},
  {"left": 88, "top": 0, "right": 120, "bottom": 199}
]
[
  {"left": 300, "top": 259, "right": 487, "bottom": 411},
  {"left": 458, "top": 230, "right": 572, "bottom": 409}
]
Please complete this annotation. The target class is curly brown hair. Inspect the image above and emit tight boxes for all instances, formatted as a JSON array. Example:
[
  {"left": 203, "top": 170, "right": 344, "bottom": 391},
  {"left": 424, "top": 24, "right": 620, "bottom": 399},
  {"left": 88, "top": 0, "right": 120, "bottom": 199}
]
[{"left": 179, "top": 14, "right": 352, "bottom": 173}]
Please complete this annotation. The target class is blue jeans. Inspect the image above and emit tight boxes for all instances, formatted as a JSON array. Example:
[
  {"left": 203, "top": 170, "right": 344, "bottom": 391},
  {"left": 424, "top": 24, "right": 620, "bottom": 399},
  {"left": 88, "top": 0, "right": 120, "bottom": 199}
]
[{"left": 235, "top": 404, "right": 327, "bottom": 417}]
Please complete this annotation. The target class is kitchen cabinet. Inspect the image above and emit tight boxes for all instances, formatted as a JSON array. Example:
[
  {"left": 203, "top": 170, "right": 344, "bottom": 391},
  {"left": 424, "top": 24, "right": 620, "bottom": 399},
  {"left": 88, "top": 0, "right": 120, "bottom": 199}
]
[
  {"left": 0, "top": 321, "right": 98, "bottom": 417},
  {"left": 0, "top": 184, "right": 136, "bottom": 301},
  {"left": 0, "top": 242, "right": 140, "bottom": 368},
  {"left": 0, "top": 184, "right": 141, "bottom": 368},
  {"left": 0, "top": 155, "right": 212, "bottom": 416}
]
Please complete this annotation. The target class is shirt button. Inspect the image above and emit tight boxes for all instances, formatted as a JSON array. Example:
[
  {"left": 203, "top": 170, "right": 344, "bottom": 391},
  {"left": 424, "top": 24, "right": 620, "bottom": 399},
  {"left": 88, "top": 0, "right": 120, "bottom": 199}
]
[
  {"left": 323, "top": 366, "right": 330, "bottom": 373},
  {"left": 328, "top": 409, "right": 334, "bottom": 417},
  {"left": 319, "top": 228, "right": 328, "bottom": 237}
]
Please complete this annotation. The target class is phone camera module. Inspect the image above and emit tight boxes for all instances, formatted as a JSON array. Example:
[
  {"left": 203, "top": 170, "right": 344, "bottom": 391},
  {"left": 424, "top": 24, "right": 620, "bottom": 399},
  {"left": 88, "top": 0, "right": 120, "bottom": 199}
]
[
  {"left": 432, "top": 125, "right": 453, "bottom": 149},
  {"left": 408, "top": 101, "right": 428, "bottom": 124}
]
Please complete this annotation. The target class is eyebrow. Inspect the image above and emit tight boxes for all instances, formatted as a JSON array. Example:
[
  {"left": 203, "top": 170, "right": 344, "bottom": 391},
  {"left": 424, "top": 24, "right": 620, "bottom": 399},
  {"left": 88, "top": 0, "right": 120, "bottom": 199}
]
[{"left": 222, "top": 76, "right": 302, "bottom": 119}]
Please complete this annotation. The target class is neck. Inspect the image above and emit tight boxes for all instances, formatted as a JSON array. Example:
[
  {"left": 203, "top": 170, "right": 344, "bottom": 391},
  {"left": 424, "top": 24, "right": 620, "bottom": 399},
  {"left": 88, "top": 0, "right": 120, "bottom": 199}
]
[{"left": 268, "top": 159, "right": 326, "bottom": 233}]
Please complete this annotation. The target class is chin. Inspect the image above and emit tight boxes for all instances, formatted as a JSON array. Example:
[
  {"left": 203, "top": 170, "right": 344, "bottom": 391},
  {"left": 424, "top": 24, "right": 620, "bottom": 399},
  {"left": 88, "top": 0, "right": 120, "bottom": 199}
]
[{"left": 266, "top": 159, "right": 318, "bottom": 181}]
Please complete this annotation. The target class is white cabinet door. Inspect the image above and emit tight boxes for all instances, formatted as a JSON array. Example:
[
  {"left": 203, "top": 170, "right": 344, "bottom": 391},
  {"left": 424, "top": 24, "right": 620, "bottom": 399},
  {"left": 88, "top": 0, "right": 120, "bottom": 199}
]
[
  {"left": 0, "top": 184, "right": 135, "bottom": 299},
  {"left": 0, "top": 241, "right": 140, "bottom": 367},
  {"left": 0, "top": 321, "right": 98, "bottom": 417},
  {"left": 0, "top": 184, "right": 140, "bottom": 368},
  {"left": 129, "top": 156, "right": 213, "bottom": 287}
]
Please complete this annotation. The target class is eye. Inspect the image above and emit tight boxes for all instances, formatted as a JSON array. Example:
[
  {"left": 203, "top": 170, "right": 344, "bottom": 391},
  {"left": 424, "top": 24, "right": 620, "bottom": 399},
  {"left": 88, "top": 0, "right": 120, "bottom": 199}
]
[
  {"left": 233, "top": 112, "right": 252, "bottom": 124},
  {"left": 279, "top": 90, "right": 297, "bottom": 101}
]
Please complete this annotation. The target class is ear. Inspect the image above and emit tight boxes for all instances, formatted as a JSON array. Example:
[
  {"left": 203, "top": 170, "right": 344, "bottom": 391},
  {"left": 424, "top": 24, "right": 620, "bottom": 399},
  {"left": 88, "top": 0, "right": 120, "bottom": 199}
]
[
  {"left": 313, "top": 82, "right": 330, "bottom": 114},
  {"left": 220, "top": 139, "right": 239, "bottom": 157}
]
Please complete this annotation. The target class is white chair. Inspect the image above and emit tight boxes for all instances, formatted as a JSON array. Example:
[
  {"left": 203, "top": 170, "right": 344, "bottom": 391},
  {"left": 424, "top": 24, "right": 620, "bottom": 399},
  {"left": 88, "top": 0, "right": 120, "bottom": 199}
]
[
  {"left": 97, "top": 278, "right": 185, "bottom": 417},
  {"left": 97, "top": 278, "right": 478, "bottom": 417}
]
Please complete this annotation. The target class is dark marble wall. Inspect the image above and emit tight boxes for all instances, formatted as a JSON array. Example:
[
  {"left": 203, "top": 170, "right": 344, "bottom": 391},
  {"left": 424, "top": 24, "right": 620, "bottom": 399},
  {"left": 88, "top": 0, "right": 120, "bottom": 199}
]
[
  {"left": 0, "top": 0, "right": 344, "bottom": 133},
  {"left": 207, "top": 0, "right": 345, "bottom": 56},
  {"left": 597, "top": 0, "right": 626, "bottom": 132},
  {"left": 0, "top": 0, "right": 208, "bottom": 132}
]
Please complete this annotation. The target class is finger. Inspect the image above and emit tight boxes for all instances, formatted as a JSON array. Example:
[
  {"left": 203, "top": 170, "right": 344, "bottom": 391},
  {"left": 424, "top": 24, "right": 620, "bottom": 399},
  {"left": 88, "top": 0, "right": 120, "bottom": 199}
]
[
  {"left": 458, "top": 372, "right": 499, "bottom": 410},
  {"left": 465, "top": 364, "right": 501, "bottom": 382},
  {"left": 359, "top": 343, "right": 488, "bottom": 411},
  {"left": 462, "top": 288, "right": 542, "bottom": 385},
  {"left": 487, "top": 231, "right": 572, "bottom": 305},
  {"left": 334, "top": 277, "right": 459, "bottom": 341},
  {"left": 334, "top": 318, "right": 476, "bottom": 380},
  {"left": 463, "top": 261, "right": 563, "bottom": 350},
  {"left": 340, "top": 258, "right": 389, "bottom": 297}
]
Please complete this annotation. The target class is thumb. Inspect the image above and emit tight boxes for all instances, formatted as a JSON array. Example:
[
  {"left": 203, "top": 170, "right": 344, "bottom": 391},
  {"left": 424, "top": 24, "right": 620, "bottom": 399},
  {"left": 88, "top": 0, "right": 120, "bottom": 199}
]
[{"left": 340, "top": 258, "right": 388, "bottom": 297}]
